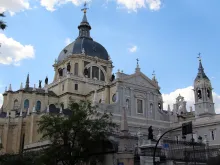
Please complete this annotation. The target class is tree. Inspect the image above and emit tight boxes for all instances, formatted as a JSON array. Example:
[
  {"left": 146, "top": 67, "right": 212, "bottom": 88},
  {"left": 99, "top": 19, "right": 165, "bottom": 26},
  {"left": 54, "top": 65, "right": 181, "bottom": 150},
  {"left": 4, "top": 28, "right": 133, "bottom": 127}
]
[
  {"left": 0, "top": 13, "right": 7, "bottom": 30},
  {"left": 207, "top": 155, "right": 220, "bottom": 165},
  {"left": 38, "top": 100, "right": 117, "bottom": 165}
]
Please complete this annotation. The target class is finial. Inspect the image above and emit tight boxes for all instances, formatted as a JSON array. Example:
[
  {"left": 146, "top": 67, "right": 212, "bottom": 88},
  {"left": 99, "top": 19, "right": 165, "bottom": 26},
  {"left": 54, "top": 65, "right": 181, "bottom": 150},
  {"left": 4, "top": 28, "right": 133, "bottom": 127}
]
[
  {"left": 20, "top": 82, "right": 23, "bottom": 90},
  {"left": 8, "top": 84, "right": 12, "bottom": 91},
  {"left": 152, "top": 70, "right": 156, "bottom": 77},
  {"left": 136, "top": 58, "right": 140, "bottom": 69},
  {"left": 5, "top": 86, "right": 7, "bottom": 92},
  {"left": 25, "top": 73, "right": 29, "bottom": 89},
  {"left": 54, "top": 59, "right": 57, "bottom": 64},
  {"left": 136, "top": 58, "right": 139, "bottom": 65},
  {"left": 81, "top": 1, "right": 89, "bottom": 13},
  {"left": 33, "top": 84, "right": 36, "bottom": 91},
  {"left": 197, "top": 53, "right": 202, "bottom": 62}
]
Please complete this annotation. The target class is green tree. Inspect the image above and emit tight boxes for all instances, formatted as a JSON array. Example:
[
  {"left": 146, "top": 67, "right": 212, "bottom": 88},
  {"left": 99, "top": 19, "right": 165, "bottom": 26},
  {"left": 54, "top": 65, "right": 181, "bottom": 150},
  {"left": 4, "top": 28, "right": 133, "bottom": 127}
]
[
  {"left": 38, "top": 100, "right": 117, "bottom": 165},
  {"left": 0, "top": 13, "right": 7, "bottom": 30}
]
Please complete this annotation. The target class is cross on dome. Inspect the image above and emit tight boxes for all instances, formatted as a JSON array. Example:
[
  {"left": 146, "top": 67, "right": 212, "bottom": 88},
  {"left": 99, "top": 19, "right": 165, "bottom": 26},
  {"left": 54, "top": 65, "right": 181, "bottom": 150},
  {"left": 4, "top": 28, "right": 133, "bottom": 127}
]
[
  {"left": 197, "top": 52, "right": 202, "bottom": 62},
  {"left": 81, "top": 1, "right": 89, "bottom": 13}
]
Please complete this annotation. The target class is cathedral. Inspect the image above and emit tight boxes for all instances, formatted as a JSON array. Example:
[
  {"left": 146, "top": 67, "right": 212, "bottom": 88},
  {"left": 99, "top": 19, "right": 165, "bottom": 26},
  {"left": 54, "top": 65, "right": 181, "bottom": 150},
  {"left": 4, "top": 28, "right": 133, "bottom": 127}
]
[{"left": 0, "top": 6, "right": 220, "bottom": 165}]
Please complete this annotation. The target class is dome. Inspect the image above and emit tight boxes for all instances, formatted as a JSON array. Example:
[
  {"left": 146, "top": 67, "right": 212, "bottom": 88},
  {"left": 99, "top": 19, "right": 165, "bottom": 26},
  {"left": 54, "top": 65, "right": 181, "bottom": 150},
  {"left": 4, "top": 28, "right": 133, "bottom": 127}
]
[
  {"left": 58, "top": 38, "right": 109, "bottom": 63},
  {"left": 57, "top": 9, "right": 109, "bottom": 63}
]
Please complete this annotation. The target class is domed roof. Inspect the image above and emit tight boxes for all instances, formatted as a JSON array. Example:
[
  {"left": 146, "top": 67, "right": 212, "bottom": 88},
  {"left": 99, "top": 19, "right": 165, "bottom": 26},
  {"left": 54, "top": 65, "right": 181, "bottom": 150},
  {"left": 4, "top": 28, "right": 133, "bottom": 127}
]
[
  {"left": 58, "top": 38, "right": 109, "bottom": 63},
  {"left": 57, "top": 9, "right": 109, "bottom": 63}
]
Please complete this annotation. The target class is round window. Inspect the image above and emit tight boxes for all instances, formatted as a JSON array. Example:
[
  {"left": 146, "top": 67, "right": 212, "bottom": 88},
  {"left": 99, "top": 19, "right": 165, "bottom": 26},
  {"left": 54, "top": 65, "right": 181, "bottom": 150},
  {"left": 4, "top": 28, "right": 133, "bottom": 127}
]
[{"left": 112, "top": 94, "right": 116, "bottom": 102}]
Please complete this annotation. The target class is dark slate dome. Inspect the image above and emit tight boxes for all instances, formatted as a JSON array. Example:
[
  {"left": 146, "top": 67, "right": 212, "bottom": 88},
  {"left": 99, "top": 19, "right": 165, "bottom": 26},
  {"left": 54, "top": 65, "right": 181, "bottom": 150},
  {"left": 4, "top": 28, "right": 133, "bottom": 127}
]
[
  {"left": 58, "top": 38, "right": 109, "bottom": 63},
  {"left": 57, "top": 9, "right": 109, "bottom": 63}
]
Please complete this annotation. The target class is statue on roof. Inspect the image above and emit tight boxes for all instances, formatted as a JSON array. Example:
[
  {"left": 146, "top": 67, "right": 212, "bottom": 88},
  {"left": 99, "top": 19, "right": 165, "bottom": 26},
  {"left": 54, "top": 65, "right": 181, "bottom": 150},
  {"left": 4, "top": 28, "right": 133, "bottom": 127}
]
[
  {"left": 110, "top": 74, "right": 115, "bottom": 82},
  {"left": 39, "top": 80, "right": 42, "bottom": 88},
  {"left": 45, "top": 76, "right": 48, "bottom": 85},
  {"left": 67, "top": 63, "right": 71, "bottom": 72},
  {"left": 148, "top": 126, "right": 154, "bottom": 140}
]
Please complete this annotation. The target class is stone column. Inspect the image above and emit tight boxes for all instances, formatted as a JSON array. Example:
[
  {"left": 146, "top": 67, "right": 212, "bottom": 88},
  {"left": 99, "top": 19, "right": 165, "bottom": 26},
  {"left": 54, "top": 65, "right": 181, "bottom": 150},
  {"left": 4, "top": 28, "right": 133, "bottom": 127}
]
[
  {"left": 3, "top": 117, "right": 10, "bottom": 153},
  {"left": 29, "top": 110, "right": 36, "bottom": 144},
  {"left": 15, "top": 116, "right": 23, "bottom": 153}
]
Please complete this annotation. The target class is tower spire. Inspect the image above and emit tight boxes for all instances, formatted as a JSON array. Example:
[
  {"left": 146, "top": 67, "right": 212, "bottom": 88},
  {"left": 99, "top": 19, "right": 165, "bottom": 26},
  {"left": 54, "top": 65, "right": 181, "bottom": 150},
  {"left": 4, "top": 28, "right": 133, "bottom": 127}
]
[
  {"left": 78, "top": 2, "right": 92, "bottom": 39},
  {"left": 195, "top": 53, "right": 209, "bottom": 81},
  {"left": 25, "top": 73, "right": 29, "bottom": 88}
]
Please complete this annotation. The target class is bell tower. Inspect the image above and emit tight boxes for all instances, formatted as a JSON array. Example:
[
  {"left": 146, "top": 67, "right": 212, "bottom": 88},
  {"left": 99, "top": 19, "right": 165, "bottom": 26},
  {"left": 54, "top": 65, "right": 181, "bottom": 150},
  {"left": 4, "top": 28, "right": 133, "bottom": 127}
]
[{"left": 194, "top": 55, "right": 215, "bottom": 117}]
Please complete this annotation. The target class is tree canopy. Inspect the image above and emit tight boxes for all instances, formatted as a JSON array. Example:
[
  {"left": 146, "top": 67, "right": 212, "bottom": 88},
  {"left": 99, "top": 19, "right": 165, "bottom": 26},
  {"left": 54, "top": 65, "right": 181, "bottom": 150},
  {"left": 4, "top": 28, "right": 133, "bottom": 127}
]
[
  {"left": 37, "top": 100, "right": 117, "bottom": 165},
  {"left": 0, "top": 13, "right": 6, "bottom": 30}
]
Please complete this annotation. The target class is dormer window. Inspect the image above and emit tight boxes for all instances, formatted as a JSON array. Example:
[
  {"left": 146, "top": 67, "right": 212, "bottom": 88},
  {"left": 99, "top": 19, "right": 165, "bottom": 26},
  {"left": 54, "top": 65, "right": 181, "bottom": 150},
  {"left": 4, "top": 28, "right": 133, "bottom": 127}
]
[{"left": 63, "top": 49, "right": 67, "bottom": 54}]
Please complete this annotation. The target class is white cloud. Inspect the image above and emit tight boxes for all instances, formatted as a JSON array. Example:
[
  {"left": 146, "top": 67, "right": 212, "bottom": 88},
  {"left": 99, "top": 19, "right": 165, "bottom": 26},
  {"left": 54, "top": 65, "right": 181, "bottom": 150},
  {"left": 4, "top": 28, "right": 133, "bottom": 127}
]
[
  {"left": 115, "top": 0, "right": 161, "bottom": 12},
  {"left": 146, "top": 0, "right": 161, "bottom": 11},
  {"left": 39, "top": 0, "right": 161, "bottom": 12},
  {"left": 0, "top": 0, "right": 30, "bottom": 16},
  {"left": 128, "top": 45, "right": 137, "bottom": 53},
  {"left": 65, "top": 38, "right": 71, "bottom": 45},
  {"left": 0, "top": 33, "right": 35, "bottom": 66},
  {"left": 162, "top": 86, "right": 220, "bottom": 114},
  {"left": 40, "top": 0, "right": 91, "bottom": 11}
]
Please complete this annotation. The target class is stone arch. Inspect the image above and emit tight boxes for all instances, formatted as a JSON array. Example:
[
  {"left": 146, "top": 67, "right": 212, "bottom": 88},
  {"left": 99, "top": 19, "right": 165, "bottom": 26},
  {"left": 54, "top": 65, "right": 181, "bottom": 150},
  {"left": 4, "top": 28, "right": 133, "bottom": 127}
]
[
  {"left": 13, "top": 99, "right": 19, "bottom": 110},
  {"left": 84, "top": 63, "right": 107, "bottom": 82},
  {"left": 36, "top": 101, "right": 41, "bottom": 111},
  {"left": 24, "top": 99, "right": 29, "bottom": 110}
]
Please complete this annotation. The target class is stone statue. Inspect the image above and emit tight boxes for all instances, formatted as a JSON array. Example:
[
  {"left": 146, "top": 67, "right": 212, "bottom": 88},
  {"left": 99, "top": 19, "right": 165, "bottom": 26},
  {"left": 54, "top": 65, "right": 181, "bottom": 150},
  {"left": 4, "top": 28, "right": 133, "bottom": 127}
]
[
  {"left": 45, "top": 76, "right": 48, "bottom": 85},
  {"left": 111, "top": 74, "right": 115, "bottom": 82},
  {"left": 84, "top": 68, "right": 89, "bottom": 76},
  {"left": 148, "top": 126, "right": 154, "bottom": 140},
  {"left": 39, "top": 80, "right": 42, "bottom": 88},
  {"left": 82, "top": 48, "right": 85, "bottom": 54},
  {"left": 67, "top": 63, "right": 71, "bottom": 72}
]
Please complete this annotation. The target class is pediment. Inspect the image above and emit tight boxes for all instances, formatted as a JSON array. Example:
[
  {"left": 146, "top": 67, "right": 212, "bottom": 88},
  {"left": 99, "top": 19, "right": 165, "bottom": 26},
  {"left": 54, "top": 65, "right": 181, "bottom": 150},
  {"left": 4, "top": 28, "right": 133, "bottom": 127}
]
[{"left": 122, "top": 72, "right": 158, "bottom": 89}]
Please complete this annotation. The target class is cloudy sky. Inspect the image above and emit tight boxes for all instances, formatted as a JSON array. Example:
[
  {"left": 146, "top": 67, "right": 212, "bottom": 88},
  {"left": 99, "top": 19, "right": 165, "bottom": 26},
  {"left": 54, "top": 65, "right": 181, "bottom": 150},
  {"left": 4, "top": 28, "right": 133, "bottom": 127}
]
[{"left": 0, "top": 0, "right": 220, "bottom": 112}]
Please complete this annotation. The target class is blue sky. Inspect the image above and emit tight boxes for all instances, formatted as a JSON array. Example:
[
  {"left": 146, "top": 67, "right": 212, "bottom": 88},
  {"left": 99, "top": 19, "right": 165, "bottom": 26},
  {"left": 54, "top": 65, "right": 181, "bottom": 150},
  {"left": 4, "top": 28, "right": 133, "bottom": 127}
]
[{"left": 0, "top": 0, "right": 220, "bottom": 112}]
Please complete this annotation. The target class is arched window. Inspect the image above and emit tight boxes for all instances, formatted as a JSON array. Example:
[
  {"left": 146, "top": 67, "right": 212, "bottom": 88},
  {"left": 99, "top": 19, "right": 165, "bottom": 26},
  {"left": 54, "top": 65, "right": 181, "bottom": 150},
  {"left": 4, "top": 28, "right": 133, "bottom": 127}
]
[
  {"left": 150, "top": 103, "right": 153, "bottom": 114},
  {"left": 58, "top": 68, "right": 63, "bottom": 77},
  {"left": 86, "top": 66, "right": 105, "bottom": 81},
  {"left": 207, "top": 89, "right": 210, "bottom": 98},
  {"left": 92, "top": 66, "right": 99, "bottom": 79},
  {"left": 36, "top": 101, "right": 41, "bottom": 111},
  {"left": 197, "top": 89, "right": 202, "bottom": 99},
  {"left": 126, "top": 99, "right": 129, "bottom": 109},
  {"left": 24, "top": 99, "right": 29, "bottom": 110},
  {"left": 100, "top": 70, "right": 105, "bottom": 81},
  {"left": 60, "top": 103, "right": 64, "bottom": 109},
  {"left": 158, "top": 102, "right": 162, "bottom": 110},
  {"left": 13, "top": 99, "right": 19, "bottom": 110},
  {"left": 49, "top": 104, "right": 56, "bottom": 110},
  {"left": 74, "top": 63, "right": 79, "bottom": 76}
]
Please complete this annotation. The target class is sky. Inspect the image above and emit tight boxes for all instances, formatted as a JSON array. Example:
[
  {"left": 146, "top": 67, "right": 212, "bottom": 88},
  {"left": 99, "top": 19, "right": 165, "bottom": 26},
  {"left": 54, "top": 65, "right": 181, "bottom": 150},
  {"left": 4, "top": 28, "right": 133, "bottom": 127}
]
[{"left": 0, "top": 0, "right": 220, "bottom": 112}]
